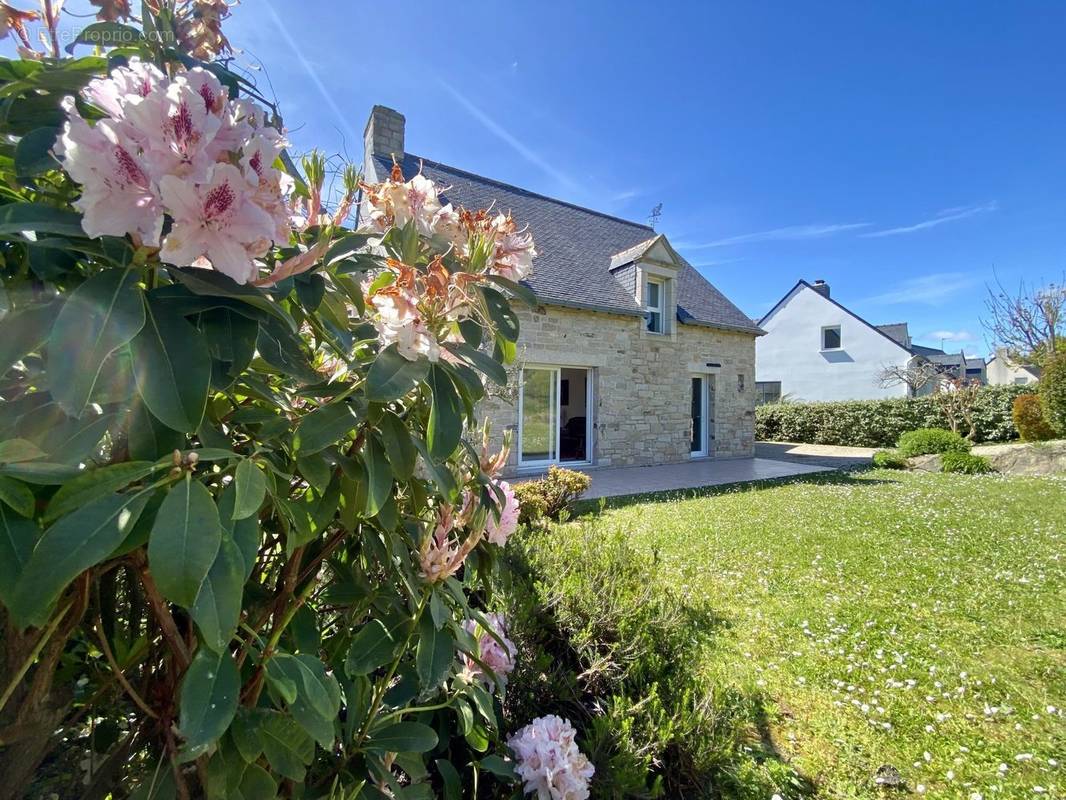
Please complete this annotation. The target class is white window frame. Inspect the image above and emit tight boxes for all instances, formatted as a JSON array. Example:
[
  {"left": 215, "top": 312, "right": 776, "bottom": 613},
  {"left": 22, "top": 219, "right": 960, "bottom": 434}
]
[
  {"left": 821, "top": 325, "right": 842, "bottom": 351},
  {"left": 517, "top": 364, "right": 594, "bottom": 469},
  {"left": 644, "top": 276, "right": 666, "bottom": 334}
]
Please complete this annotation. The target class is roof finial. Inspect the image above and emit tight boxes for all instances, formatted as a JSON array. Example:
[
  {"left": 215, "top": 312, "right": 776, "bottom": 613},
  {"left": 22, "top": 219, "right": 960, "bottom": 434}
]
[{"left": 648, "top": 202, "right": 662, "bottom": 230}]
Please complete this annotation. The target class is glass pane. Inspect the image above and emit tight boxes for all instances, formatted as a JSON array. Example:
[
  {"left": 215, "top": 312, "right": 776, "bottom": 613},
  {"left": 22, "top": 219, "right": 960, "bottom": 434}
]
[
  {"left": 521, "top": 368, "right": 557, "bottom": 462},
  {"left": 646, "top": 311, "right": 662, "bottom": 333},
  {"left": 823, "top": 327, "right": 841, "bottom": 349},
  {"left": 691, "top": 377, "right": 703, "bottom": 452},
  {"left": 646, "top": 281, "right": 660, "bottom": 308}
]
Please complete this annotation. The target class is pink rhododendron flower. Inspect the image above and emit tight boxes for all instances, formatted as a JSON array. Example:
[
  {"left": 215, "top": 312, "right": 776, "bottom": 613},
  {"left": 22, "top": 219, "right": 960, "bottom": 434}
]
[
  {"left": 508, "top": 715, "right": 595, "bottom": 800},
  {"left": 485, "top": 480, "right": 519, "bottom": 546},
  {"left": 461, "top": 612, "right": 517, "bottom": 688},
  {"left": 55, "top": 99, "right": 163, "bottom": 246},
  {"left": 57, "top": 60, "right": 293, "bottom": 284},
  {"left": 159, "top": 163, "right": 275, "bottom": 283},
  {"left": 490, "top": 213, "right": 536, "bottom": 281}
]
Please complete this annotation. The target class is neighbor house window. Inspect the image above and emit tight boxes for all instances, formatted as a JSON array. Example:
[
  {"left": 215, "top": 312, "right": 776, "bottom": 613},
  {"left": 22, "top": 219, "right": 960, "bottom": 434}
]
[
  {"left": 755, "top": 381, "right": 781, "bottom": 405},
  {"left": 821, "top": 325, "right": 841, "bottom": 350},
  {"left": 1014, "top": 377, "right": 1029, "bottom": 385},
  {"left": 644, "top": 276, "right": 665, "bottom": 333}
]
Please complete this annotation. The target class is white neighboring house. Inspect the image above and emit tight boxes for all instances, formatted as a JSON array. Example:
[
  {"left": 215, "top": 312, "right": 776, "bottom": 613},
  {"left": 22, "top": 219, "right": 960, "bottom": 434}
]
[
  {"left": 986, "top": 348, "right": 1041, "bottom": 385},
  {"left": 755, "top": 279, "right": 951, "bottom": 403}
]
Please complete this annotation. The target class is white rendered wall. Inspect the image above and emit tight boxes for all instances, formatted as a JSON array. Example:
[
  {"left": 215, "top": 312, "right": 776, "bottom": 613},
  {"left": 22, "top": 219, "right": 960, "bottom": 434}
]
[{"left": 756, "top": 286, "right": 910, "bottom": 401}]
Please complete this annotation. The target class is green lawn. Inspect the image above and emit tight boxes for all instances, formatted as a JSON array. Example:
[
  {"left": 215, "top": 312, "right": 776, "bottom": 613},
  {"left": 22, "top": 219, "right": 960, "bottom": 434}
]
[{"left": 575, "top": 470, "right": 1066, "bottom": 798}]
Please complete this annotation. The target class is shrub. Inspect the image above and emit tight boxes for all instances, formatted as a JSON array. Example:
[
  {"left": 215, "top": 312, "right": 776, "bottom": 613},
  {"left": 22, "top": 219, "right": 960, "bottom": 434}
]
[
  {"left": 897, "top": 428, "right": 972, "bottom": 457},
  {"left": 1041, "top": 352, "right": 1066, "bottom": 435},
  {"left": 872, "top": 449, "right": 908, "bottom": 469},
  {"left": 1013, "top": 394, "right": 1057, "bottom": 441},
  {"left": 505, "top": 524, "right": 796, "bottom": 798},
  {"left": 755, "top": 385, "right": 1033, "bottom": 447},
  {"left": 0, "top": 14, "right": 541, "bottom": 798},
  {"left": 941, "top": 452, "right": 995, "bottom": 474},
  {"left": 513, "top": 465, "right": 591, "bottom": 525}
]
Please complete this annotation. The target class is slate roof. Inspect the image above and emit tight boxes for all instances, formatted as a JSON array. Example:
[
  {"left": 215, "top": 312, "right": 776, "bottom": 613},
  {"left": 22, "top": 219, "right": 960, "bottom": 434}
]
[
  {"left": 876, "top": 323, "right": 910, "bottom": 346},
  {"left": 366, "top": 154, "right": 763, "bottom": 335}
]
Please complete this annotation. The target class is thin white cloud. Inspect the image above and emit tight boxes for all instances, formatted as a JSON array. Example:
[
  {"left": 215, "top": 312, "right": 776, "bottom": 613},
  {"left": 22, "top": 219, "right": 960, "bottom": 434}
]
[
  {"left": 261, "top": 0, "right": 359, "bottom": 146},
  {"left": 680, "top": 222, "right": 871, "bottom": 249},
  {"left": 437, "top": 79, "right": 578, "bottom": 192},
  {"left": 862, "top": 272, "right": 980, "bottom": 306},
  {"left": 926, "top": 329, "right": 974, "bottom": 342},
  {"left": 862, "top": 202, "right": 997, "bottom": 238},
  {"left": 611, "top": 188, "right": 640, "bottom": 202}
]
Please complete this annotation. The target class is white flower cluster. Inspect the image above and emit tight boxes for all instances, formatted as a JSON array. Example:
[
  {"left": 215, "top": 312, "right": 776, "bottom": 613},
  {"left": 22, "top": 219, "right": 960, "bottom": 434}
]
[{"left": 507, "top": 715, "right": 595, "bottom": 800}]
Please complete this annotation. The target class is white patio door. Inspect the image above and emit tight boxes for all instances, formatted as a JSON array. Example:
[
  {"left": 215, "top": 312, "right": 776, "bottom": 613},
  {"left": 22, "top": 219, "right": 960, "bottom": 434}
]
[{"left": 519, "top": 366, "right": 559, "bottom": 466}]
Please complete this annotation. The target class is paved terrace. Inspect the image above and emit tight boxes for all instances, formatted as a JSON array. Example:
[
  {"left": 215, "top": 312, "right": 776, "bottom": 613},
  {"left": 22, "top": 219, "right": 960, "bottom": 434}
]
[{"left": 575, "top": 456, "right": 834, "bottom": 500}]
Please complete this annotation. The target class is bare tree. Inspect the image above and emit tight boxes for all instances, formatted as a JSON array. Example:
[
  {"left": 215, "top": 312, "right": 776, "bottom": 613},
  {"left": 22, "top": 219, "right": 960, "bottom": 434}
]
[
  {"left": 877, "top": 359, "right": 948, "bottom": 397},
  {"left": 982, "top": 273, "right": 1066, "bottom": 367},
  {"left": 932, "top": 377, "right": 982, "bottom": 440}
]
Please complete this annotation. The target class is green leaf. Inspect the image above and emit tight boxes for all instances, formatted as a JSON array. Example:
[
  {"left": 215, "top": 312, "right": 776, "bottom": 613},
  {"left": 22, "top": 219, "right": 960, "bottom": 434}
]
[
  {"left": 230, "top": 711, "right": 263, "bottom": 763},
  {"left": 436, "top": 758, "right": 462, "bottom": 800},
  {"left": 147, "top": 476, "right": 222, "bottom": 609},
  {"left": 294, "top": 401, "right": 360, "bottom": 456},
  {"left": 238, "top": 762, "right": 277, "bottom": 799},
  {"left": 232, "top": 459, "right": 266, "bottom": 520},
  {"left": 344, "top": 618, "right": 399, "bottom": 677},
  {"left": 190, "top": 535, "right": 244, "bottom": 653},
  {"left": 66, "top": 21, "right": 143, "bottom": 53},
  {"left": 363, "top": 434, "right": 392, "bottom": 517},
  {"left": 255, "top": 318, "right": 319, "bottom": 382},
  {"left": 14, "top": 126, "right": 59, "bottom": 178},
  {"left": 127, "top": 402, "right": 184, "bottom": 461},
  {"left": 442, "top": 342, "right": 507, "bottom": 386},
  {"left": 131, "top": 300, "right": 211, "bottom": 433},
  {"left": 479, "top": 754, "right": 518, "bottom": 780},
  {"left": 366, "top": 344, "right": 429, "bottom": 402},
  {"left": 0, "top": 301, "right": 58, "bottom": 377},
  {"left": 0, "top": 438, "right": 46, "bottom": 464},
  {"left": 415, "top": 613, "right": 454, "bottom": 692},
  {"left": 367, "top": 722, "right": 439, "bottom": 754},
  {"left": 0, "top": 476, "right": 34, "bottom": 518},
  {"left": 179, "top": 647, "right": 239, "bottom": 752},
  {"left": 258, "top": 711, "right": 314, "bottom": 782},
  {"left": 427, "top": 365, "right": 463, "bottom": 460},
  {"left": 379, "top": 411, "right": 416, "bottom": 479},
  {"left": 271, "top": 653, "right": 341, "bottom": 748},
  {"left": 411, "top": 440, "right": 458, "bottom": 500},
  {"left": 486, "top": 274, "right": 538, "bottom": 307},
  {"left": 169, "top": 267, "right": 297, "bottom": 333},
  {"left": 0, "top": 505, "right": 37, "bottom": 609},
  {"left": 44, "top": 461, "right": 155, "bottom": 524},
  {"left": 6, "top": 491, "right": 148, "bottom": 628},
  {"left": 0, "top": 202, "right": 86, "bottom": 238},
  {"left": 0, "top": 462, "right": 80, "bottom": 485},
  {"left": 480, "top": 285, "right": 520, "bottom": 342},
  {"left": 324, "top": 232, "right": 372, "bottom": 265},
  {"left": 48, "top": 268, "right": 145, "bottom": 418}
]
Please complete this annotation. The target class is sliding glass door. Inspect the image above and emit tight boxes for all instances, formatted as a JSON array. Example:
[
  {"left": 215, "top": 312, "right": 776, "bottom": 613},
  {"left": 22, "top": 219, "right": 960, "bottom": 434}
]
[{"left": 519, "top": 367, "right": 558, "bottom": 466}]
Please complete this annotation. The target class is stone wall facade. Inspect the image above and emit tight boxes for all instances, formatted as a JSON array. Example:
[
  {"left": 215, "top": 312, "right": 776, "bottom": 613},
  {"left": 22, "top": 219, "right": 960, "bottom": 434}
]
[{"left": 479, "top": 304, "right": 757, "bottom": 474}]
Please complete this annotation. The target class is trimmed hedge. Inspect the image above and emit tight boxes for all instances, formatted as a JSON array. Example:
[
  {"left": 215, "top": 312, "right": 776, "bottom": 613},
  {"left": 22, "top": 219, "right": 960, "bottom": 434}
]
[
  {"left": 897, "top": 428, "right": 971, "bottom": 457},
  {"left": 1041, "top": 352, "right": 1066, "bottom": 435},
  {"left": 1013, "top": 394, "right": 1057, "bottom": 441},
  {"left": 755, "top": 385, "right": 1034, "bottom": 447}
]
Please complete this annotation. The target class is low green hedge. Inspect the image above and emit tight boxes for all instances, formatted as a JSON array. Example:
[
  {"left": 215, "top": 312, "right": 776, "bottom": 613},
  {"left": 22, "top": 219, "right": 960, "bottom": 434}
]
[
  {"left": 755, "top": 385, "right": 1034, "bottom": 447},
  {"left": 897, "top": 428, "right": 971, "bottom": 457},
  {"left": 941, "top": 452, "right": 995, "bottom": 474}
]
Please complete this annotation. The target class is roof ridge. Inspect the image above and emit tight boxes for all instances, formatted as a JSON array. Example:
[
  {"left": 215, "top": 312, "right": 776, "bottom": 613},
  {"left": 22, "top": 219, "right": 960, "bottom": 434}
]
[{"left": 402, "top": 152, "right": 656, "bottom": 232}]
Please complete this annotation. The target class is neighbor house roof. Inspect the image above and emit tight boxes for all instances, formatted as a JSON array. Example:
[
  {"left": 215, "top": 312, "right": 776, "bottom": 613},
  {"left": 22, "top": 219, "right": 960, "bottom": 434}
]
[
  {"left": 760, "top": 280, "right": 946, "bottom": 358},
  {"left": 365, "top": 154, "right": 763, "bottom": 335}
]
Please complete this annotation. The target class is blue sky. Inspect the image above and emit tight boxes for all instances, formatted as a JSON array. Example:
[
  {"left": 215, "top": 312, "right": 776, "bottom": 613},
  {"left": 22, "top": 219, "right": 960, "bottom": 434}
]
[{"left": 16, "top": 1, "right": 1066, "bottom": 355}]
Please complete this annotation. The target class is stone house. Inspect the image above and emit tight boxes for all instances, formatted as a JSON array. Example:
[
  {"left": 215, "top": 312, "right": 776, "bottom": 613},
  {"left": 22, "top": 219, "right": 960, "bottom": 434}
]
[{"left": 359, "top": 106, "right": 762, "bottom": 474}]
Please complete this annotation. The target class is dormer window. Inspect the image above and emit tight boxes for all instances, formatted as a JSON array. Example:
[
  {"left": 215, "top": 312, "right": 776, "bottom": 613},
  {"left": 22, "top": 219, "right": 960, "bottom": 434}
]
[{"left": 645, "top": 276, "right": 665, "bottom": 333}]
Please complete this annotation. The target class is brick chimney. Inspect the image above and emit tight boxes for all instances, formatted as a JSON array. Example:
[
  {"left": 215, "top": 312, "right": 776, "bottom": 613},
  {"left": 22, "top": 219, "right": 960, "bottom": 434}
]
[
  {"left": 363, "top": 105, "right": 405, "bottom": 168},
  {"left": 810, "top": 279, "right": 830, "bottom": 299}
]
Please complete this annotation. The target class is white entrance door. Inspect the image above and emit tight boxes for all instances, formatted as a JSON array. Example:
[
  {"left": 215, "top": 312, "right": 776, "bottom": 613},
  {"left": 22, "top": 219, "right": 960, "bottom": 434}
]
[{"left": 690, "top": 375, "right": 715, "bottom": 457}]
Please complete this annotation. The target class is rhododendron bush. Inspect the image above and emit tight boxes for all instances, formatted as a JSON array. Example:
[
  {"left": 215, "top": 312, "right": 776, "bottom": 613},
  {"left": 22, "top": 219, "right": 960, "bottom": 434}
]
[{"left": 0, "top": 4, "right": 589, "bottom": 799}]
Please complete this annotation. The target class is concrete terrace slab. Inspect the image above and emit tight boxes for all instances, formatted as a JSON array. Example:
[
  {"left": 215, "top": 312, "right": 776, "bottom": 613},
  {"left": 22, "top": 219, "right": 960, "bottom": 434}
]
[
  {"left": 755, "top": 441, "right": 877, "bottom": 469},
  {"left": 574, "top": 457, "right": 832, "bottom": 500}
]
